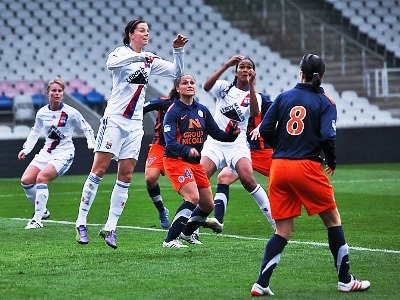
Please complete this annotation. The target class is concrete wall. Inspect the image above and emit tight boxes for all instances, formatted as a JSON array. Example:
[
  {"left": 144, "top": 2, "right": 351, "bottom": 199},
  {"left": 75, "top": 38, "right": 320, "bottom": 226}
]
[{"left": 1, "top": 127, "right": 399, "bottom": 179}]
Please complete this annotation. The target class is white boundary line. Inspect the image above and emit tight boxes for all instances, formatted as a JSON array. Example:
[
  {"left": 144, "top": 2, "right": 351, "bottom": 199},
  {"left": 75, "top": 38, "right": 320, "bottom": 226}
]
[{"left": 9, "top": 217, "right": 400, "bottom": 254}]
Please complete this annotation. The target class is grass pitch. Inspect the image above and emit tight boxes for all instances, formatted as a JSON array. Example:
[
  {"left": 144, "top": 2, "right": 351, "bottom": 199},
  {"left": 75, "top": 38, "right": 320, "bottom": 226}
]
[{"left": 0, "top": 163, "right": 399, "bottom": 299}]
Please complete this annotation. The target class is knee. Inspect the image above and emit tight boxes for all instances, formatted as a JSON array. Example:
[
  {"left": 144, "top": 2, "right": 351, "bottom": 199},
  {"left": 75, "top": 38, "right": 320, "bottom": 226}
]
[
  {"left": 145, "top": 174, "right": 158, "bottom": 187},
  {"left": 36, "top": 172, "right": 50, "bottom": 185},
  {"left": 21, "top": 177, "right": 34, "bottom": 186}
]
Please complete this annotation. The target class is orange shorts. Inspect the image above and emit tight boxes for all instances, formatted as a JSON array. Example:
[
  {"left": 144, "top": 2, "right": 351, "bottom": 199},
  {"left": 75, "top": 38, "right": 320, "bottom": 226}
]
[
  {"left": 268, "top": 158, "right": 336, "bottom": 220},
  {"left": 251, "top": 148, "right": 273, "bottom": 177},
  {"left": 163, "top": 157, "right": 210, "bottom": 192},
  {"left": 145, "top": 144, "right": 165, "bottom": 175}
]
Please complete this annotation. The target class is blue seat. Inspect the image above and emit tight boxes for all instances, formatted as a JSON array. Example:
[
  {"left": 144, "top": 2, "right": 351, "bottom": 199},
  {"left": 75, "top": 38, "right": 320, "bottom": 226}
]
[
  {"left": 31, "top": 93, "right": 47, "bottom": 108},
  {"left": 0, "top": 95, "right": 13, "bottom": 110},
  {"left": 85, "top": 91, "right": 104, "bottom": 105},
  {"left": 71, "top": 92, "right": 87, "bottom": 104}
]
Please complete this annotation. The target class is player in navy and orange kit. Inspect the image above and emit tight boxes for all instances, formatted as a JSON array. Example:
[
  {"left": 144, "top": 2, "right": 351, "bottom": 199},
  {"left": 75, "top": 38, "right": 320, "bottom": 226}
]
[
  {"left": 211, "top": 93, "right": 274, "bottom": 226},
  {"left": 143, "top": 94, "right": 176, "bottom": 228},
  {"left": 251, "top": 54, "right": 370, "bottom": 296},
  {"left": 161, "top": 74, "right": 239, "bottom": 248}
]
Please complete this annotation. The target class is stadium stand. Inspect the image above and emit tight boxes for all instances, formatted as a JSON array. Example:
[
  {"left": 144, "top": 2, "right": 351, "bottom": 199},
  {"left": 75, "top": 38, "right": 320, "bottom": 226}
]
[{"left": 0, "top": 0, "right": 399, "bottom": 133}]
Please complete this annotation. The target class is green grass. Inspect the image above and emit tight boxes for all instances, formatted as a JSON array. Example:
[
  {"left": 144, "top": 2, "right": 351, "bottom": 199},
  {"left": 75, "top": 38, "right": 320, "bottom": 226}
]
[{"left": 0, "top": 163, "right": 399, "bottom": 299}]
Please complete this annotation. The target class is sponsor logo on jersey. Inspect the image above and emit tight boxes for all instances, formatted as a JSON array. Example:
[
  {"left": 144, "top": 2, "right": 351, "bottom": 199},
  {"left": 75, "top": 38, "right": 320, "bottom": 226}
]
[
  {"left": 47, "top": 125, "right": 66, "bottom": 140},
  {"left": 126, "top": 66, "right": 149, "bottom": 84},
  {"left": 220, "top": 103, "right": 245, "bottom": 122}
]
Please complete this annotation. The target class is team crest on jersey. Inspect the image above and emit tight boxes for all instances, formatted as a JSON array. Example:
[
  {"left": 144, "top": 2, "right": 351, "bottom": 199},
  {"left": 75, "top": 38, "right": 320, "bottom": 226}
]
[
  {"left": 106, "top": 141, "right": 112, "bottom": 149},
  {"left": 57, "top": 111, "right": 68, "bottom": 126},
  {"left": 178, "top": 175, "right": 185, "bottom": 183},
  {"left": 240, "top": 95, "right": 250, "bottom": 107},
  {"left": 198, "top": 110, "right": 203, "bottom": 118},
  {"left": 164, "top": 124, "right": 171, "bottom": 132}
]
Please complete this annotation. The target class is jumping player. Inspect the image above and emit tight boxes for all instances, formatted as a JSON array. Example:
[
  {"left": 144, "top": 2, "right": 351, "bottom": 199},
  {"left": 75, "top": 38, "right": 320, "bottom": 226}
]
[
  {"left": 75, "top": 19, "right": 188, "bottom": 249},
  {"left": 209, "top": 93, "right": 275, "bottom": 229},
  {"left": 200, "top": 55, "right": 275, "bottom": 233}
]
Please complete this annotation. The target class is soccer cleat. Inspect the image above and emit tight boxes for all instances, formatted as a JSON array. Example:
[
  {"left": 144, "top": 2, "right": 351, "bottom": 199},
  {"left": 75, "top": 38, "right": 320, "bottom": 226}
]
[
  {"left": 76, "top": 225, "right": 89, "bottom": 244},
  {"left": 251, "top": 283, "right": 275, "bottom": 296},
  {"left": 42, "top": 210, "right": 51, "bottom": 220},
  {"left": 159, "top": 208, "right": 170, "bottom": 228},
  {"left": 24, "top": 219, "right": 43, "bottom": 229},
  {"left": 202, "top": 217, "right": 223, "bottom": 233},
  {"left": 99, "top": 229, "right": 117, "bottom": 249},
  {"left": 162, "top": 239, "right": 189, "bottom": 248},
  {"left": 338, "top": 274, "right": 370, "bottom": 292},
  {"left": 180, "top": 232, "right": 202, "bottom": 245}
]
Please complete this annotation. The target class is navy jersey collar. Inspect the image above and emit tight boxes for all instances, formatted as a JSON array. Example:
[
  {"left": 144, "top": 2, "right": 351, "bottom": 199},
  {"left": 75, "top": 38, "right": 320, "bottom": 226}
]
[
  {"left": 175, "top": 98, "right": 199, "bottom": 109},
  {"left": 295, "top": 83, "right": 324, "bottom": 93}
]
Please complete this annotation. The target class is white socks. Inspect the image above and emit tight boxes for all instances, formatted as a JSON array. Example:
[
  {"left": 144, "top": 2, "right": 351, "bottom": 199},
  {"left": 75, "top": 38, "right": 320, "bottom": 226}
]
[
  {"left": 32, "top": 184, "right": 49, "bottom": 221},
  {"left": 76, "top": 173, "right": 102, "bottom": 226},
  {"left": 104, "top": 180, "right": 130, "bottom": 231},
  {"left": 250, "top": 184, "right": 276, "bottom": 230}
]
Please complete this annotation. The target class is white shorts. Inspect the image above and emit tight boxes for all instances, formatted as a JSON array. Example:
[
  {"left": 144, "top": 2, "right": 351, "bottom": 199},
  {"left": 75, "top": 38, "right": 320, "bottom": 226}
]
[
  {"left": 30, "top": 149, "right": 74, "bottom": 176},
  {"left": 201, "top": 139, "right": 251, "bottom": 172},
  {"left": 95, "top": 116, "right": 144, "bottom": 160}
]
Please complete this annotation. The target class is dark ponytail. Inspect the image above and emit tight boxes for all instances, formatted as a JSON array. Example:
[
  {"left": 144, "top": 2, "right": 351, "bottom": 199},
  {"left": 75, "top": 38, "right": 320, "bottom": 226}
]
[
  {"left": 168, "top": 76, "right": 181, "bottom": 100},
  {"left": 123, "top": 19, "right": 145, "bottom": 44},
  {"left": 300, "top": 53, "right": 325, "bottom": 92}
]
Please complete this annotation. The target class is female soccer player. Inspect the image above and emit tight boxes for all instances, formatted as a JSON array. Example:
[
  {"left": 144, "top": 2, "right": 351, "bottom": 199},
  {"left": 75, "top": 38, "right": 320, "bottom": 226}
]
[
  {"left": 75, "top": 19, "right": 188, "bottom": 249},
  {"left": 18, "top": 77, "right": 95, "bottom": 229},
  {"left": 142, "top": 90, "right": 178, "bottom": 229},
  {"left": 200, "top": 55, "right": 275, "bottom": 233},
  {"left": 209, "top": 93, "right": 275, "bottom": 229},
  {"left": 251, "top": 53, "right": 370, "bottom": 296},
  {"left": 162, "top": 74, "right": 239, "bottom": 248}
]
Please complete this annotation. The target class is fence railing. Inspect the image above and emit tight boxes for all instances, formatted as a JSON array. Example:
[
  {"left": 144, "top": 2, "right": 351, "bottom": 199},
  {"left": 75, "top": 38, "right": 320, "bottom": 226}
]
[{"left": 364, "top": 67, "right": 400, "bottom": 97}]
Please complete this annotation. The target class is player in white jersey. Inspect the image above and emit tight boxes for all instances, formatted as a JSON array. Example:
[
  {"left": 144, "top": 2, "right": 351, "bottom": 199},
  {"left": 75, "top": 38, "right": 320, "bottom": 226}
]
[
  {"left": 75, "top": 19, "right": 188, "bottom": 249},
  {"left": 18, "top": 77, "right": 95, "bottom": 229},
  {"left": 200, "top": 56, "right": 275, "bottom": 232}
]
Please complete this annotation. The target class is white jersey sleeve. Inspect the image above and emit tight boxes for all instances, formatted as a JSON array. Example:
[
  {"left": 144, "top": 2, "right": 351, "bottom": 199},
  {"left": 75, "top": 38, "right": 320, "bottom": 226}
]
[
  {"left": 22, "top": 114, "right": 44, "bottom": 155},
  {"left": 69, "top": 106, "right": 96, "bottom": 149},
  {"left": 106, "top": 46, "right": 147, "bottom": 70},
  {"left": 150, "top": 47, "right": 184, "bottom": 78}
]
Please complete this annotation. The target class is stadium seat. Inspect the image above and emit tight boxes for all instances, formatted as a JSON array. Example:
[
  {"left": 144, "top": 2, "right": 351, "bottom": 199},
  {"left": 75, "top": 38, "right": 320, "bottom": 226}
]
[
  {"left": 31, "top": 93, "right": 47, "bottom": 108},
  {"left": 0, "top": 125, "right": 13, "bottom": 139},
  {"left": 13, "top": 125, "right": 31, "bottom": 139},
  {"left": 71, "top": 92, "right": 87, "bottom": 104},
  {"left": 13, "top": 95, "right": 35, "bottom": 123},
  {"left": 0, "top": 95, "right": 13, "bottom": 110}
]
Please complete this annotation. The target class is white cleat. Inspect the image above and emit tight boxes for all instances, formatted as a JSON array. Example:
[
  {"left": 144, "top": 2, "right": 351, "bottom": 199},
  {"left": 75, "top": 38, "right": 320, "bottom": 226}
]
[
  {"left": 251, "top": 283, "right": 275, "bottom": 296},
  {"left": 180, "top": 232, "right": 202, "bottom": 245},
  {"left": 338, "top": 274, "right": 370, "bottom": 292},
  {"left": 162, "top": 239, "right": 189, "bottom": 248},
  {"left": 25, "top": 219, "right": 43, "bottom": 229}
]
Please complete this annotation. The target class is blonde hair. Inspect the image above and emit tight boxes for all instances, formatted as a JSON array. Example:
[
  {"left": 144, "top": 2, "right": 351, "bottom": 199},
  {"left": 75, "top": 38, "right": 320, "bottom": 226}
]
[{"left": 47, "top": 77, "right": 65, "bottom": 92}]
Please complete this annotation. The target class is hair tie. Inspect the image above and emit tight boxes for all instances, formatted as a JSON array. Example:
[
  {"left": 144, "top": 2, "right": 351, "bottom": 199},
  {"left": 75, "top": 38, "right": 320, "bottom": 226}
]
[{"left": 313, "top": 72, "right": 319, "bottom": 77}]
